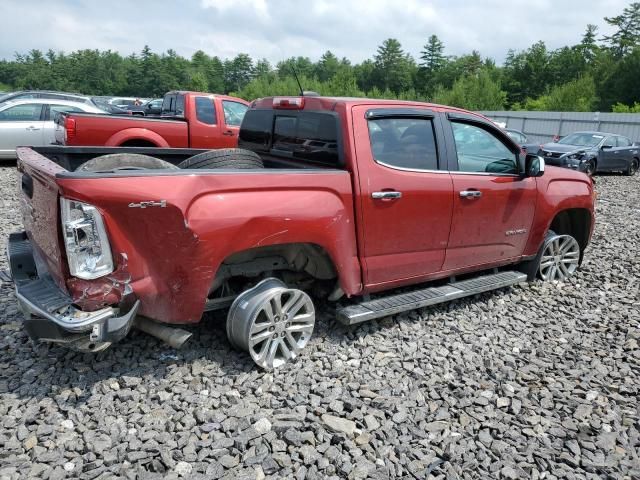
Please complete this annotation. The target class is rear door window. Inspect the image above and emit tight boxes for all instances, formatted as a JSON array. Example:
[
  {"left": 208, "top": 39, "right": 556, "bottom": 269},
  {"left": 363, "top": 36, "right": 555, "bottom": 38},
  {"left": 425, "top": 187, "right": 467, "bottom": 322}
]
[
  {"left": 367, "top": 118, "right": 439, "bottom": 170},
  {"left": 617, "top": 136, "right": 631, "bottom": 147},
  {"left": 195, "top": 97, "right": 216, "bottom": 124},
  {"left": 48, "top": 104, "right": 82, "bottom": 120}
]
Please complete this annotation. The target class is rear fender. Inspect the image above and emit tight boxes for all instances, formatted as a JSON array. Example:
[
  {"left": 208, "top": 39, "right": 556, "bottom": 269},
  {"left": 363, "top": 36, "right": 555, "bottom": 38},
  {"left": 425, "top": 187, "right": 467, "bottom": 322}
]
[
  {"left": 106, "top": 129, "right": 168, "bottom": 147},
  {"left": 186, "top": 188, "right": 362, "bottom": 298}
]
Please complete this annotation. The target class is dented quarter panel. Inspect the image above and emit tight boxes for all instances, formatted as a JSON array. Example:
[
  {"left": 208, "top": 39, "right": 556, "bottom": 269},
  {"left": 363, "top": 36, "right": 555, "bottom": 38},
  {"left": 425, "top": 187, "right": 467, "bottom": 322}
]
[{"left": 55, "top": 170, "right": 360, "bottom": 324}]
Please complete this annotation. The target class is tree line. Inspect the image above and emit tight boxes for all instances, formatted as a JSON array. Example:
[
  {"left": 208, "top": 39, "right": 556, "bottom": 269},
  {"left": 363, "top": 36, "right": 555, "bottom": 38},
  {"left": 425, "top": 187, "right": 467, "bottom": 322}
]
[{"left": 1, "top": 3, "right": 640, "bottom": 112}]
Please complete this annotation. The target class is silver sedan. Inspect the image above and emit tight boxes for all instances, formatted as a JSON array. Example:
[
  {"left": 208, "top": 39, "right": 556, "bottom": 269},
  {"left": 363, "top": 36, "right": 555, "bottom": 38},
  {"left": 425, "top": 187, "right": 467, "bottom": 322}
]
[{"left": 0, "top": 99, "right": 105, "bottom": 159}]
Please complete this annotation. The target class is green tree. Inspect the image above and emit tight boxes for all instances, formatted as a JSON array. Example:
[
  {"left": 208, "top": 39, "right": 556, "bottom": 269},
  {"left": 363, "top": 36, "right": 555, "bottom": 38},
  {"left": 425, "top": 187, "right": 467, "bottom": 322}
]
[
  {"left": 433, "top": 70, "right": 506, "bottom": 110},
  {"left": 418, "top": 35, "right": 446, "bottom": 95},
  {"left": 603, "top": 2, "right": 640, "bottom": 57},
  {"left": 224, "top": 53, "right": 254, "bottom": 92},
  {"left": 524, "top": 75, "right": 596, "bottom": 111},
  {"left": 315, "top": 51, "right": 340, "bottom": 81},
  {"left": 373, "top": 38, "right": 414, "bottom": 94}
]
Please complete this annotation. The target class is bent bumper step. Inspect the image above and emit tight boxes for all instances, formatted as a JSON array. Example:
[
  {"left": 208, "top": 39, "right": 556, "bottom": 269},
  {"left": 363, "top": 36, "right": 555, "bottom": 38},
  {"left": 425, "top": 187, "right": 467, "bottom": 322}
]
[{"left": 337, "top": 270, "right": 527, "bottom": 325}]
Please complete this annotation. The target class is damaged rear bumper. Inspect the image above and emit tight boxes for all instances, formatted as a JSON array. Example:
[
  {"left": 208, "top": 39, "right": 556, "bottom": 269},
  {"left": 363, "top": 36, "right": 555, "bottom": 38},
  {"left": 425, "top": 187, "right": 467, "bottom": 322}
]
[{"left": 6, "top": 232, "right": 139, "bottom": 349}]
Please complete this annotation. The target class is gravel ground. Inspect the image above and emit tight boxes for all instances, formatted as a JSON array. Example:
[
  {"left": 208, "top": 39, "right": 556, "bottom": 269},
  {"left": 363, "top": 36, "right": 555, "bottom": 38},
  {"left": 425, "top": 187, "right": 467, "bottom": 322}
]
[{"left": 0, "top": 164, "right": 638, "bottom": 480}]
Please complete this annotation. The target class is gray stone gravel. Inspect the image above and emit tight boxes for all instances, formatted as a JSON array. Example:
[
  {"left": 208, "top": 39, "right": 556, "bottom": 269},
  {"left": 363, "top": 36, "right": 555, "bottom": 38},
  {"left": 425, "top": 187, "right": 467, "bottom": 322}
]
[{"left": 0, "top": 163, "right": 639, "bottom": 479}]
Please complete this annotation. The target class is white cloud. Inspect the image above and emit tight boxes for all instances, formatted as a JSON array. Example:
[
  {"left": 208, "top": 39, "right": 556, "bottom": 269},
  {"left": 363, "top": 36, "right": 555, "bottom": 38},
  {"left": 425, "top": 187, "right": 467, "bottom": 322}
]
[{"left": 0, "top": 0, "right": 629, "bottom": 64}]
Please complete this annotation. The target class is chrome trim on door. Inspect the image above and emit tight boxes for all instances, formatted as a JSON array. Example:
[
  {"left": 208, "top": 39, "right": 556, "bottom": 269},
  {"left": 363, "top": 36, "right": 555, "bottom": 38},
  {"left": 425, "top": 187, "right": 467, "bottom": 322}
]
[
  {"left": 372, "top": 191, "right": 403, "bottom": 200},
  {"left": 459, "top": 190, "right": 482, "bottom": 198}
]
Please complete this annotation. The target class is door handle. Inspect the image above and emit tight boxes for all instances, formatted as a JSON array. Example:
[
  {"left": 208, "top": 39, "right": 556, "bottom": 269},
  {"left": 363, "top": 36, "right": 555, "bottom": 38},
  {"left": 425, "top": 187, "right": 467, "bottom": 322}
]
[
  {"left": 25, "top": 126, "right": 40, "bottom": 131},
  {"left": 459, "top": 190, "right": 482, "bottom": 198},
  {"left": 222, "top": 130, "right": 235, "bottom": 136},
  {"left": 372, "top": 191, "right": 402, "bottom": 200}
]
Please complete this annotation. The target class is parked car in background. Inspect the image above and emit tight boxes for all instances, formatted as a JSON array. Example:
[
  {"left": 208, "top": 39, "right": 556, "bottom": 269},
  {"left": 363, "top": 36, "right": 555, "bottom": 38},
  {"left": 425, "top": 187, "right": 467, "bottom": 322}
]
[
  {"left": 108, "top": 97, "right": 151, "bottom": 108},
  {"left": 540, "top": 131, "right": 639, "bottom": 176},
  {"left": 9, "top": 96, "right": 595, "bottom": 370},
  {"left": 0, "top": 90, "right": 94, "bottom": 107},
  {"left": 504, "top": 128, "right": 544, "bottom": 155},
  {"left": 91, "top": 97, "right": 133, "bottom": 115},
  {"left": 129, "top": 98, "right": 163, "bottom": 116},
  {"left": 0, "top": 98, "right": 104, "bottom": 159},
  {"left": 55, "top": 91, "right": 250, "bottom": 148}
]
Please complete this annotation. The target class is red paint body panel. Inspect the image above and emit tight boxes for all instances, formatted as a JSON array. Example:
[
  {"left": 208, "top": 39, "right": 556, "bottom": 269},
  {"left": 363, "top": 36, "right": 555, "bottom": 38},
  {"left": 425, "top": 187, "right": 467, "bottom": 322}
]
[
  {"left": 15, "top": 97, "right": 596, "bottom": 327},
  {"left": 444, "top": 174, "right": 537, "bottom": 270},
  {"left": 54, "top": 171, "right": 360, "bottom": 323},
  {"left": 60, "top": 92, "right": 248, "bottom": 148}
]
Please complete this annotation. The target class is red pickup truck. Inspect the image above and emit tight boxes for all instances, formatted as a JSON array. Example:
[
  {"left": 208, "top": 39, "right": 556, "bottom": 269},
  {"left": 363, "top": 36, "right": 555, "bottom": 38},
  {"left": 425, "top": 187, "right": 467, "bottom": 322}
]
[
  {"left": 54, "top": 91, "right": 250, "bottom": 149},
  {"left": 9, "top": 96, "right": 595, "bottom": 370}
]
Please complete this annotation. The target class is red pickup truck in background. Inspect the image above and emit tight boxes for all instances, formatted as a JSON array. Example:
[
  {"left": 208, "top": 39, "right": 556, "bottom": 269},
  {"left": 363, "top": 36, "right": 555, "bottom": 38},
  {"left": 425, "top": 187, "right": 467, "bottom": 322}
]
[
  {"left": 10, "top": 95, "right": 595, "bottom": 370},
  {"left": 54, "top": 91, "right": 250, "bottom": 148}
]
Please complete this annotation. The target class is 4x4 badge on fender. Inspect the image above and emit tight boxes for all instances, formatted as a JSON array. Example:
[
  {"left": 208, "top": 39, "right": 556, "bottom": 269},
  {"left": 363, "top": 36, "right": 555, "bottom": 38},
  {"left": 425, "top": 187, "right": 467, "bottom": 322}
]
[
  {"left": 506, "top": 229, "right": 527, "bottom": 236},
  {"left": 128, "top": 200, "right": 167, "bottom": 209}
]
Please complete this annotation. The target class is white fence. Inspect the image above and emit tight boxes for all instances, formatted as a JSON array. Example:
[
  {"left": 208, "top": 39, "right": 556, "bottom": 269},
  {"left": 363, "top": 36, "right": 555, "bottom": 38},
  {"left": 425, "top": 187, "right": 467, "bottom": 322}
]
[{"left": 480, "top": 111, "right": 640, "bottom": 143}]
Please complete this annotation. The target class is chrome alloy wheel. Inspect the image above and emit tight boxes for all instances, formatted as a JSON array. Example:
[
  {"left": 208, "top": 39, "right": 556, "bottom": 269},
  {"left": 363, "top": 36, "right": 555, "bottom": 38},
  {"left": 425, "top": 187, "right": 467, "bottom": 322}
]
[
  {"left": 539, "top": 234, "right": 580, "bottom": 281},
  {"left": 227, "top": 278, "right": 315, "bottom": 370}
]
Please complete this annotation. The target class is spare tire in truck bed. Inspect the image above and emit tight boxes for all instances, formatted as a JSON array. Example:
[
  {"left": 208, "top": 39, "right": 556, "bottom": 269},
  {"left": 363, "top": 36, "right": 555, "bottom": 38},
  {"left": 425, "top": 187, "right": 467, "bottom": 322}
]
[
  {"left": 177, "top": 148, "right": 264, "bottom": 169},
  {"left": 75, "top": 153, "right": 179, "bottom": 172}
]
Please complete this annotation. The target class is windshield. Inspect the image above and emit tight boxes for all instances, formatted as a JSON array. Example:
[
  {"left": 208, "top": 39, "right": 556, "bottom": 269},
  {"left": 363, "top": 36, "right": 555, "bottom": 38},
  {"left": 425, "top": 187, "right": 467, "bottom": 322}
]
[{"left": 558, "top": 133, "right": 604, "bottom": 147}]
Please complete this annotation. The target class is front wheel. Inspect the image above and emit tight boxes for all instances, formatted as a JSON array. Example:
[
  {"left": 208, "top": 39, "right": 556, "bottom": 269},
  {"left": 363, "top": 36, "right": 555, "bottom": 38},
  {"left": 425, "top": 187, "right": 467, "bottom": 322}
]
[
  {"left": 538, "top": 233, "right": 581, "bottom": 281},
  {"left": 625, "top": 158, "right": 639, "bottom": 176},
  {"left": 584, "top": 158, "right": 597, "bottom": 176}
]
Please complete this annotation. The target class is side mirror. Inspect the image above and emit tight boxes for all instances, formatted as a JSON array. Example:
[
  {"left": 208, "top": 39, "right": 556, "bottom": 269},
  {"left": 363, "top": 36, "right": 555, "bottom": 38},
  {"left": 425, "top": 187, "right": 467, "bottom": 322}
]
[{"left": 525, "top": 154, "right": 545, "bottom": 177}]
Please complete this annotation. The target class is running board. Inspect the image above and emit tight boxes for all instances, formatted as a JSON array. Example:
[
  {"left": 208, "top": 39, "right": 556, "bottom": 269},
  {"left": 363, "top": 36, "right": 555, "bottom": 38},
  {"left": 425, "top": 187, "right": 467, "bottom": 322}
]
[{"left": 337, "top": 270, "right": 527, "bottom": 326}]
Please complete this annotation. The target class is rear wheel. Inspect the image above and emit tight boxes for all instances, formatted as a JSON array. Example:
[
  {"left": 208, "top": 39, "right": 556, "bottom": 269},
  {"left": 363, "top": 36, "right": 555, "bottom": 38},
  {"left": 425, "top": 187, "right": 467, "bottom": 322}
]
[
  {"left": 226, "top": 278, "right": 315, "bottom": 370},
  {"left": 75, "top": 153, "right": 178, "bottom": 172},
  {"left": 625, "top": 158, "right": 639, "bottom": 176},
  {"left": 178, "top": 148, "right": 264, "bottom": 170}
]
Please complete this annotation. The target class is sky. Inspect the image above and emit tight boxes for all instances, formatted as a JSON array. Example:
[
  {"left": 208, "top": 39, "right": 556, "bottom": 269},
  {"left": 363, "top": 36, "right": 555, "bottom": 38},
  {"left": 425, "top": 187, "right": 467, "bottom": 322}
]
[{"left": 0, "top": 0, "right": 630, "bottom": 65}]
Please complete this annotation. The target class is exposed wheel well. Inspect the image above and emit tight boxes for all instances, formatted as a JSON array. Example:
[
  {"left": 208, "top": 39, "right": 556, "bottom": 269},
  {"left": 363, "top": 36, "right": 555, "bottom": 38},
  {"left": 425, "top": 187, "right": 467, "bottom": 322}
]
[
  {"left": 549, "top": 208, "right": 592, "bottom": 253},
  {"left": 119, "top": 139, "right": 157, "bottom": 147},
  {"left": 210, "top": 243, "right": 337, "bottom": 295}
]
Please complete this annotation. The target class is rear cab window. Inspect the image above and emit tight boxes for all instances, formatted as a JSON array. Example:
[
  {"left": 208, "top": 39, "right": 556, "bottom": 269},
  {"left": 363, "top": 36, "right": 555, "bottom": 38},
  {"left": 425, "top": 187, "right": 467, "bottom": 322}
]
[{"left": 239, "top": 109, "right": 342, "bottom": 167}]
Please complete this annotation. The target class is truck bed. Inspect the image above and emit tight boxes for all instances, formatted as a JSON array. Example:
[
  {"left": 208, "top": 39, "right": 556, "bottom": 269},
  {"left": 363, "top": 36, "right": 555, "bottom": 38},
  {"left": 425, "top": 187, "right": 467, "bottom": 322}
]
[
  {"left": 27, "top": 146, "right": 347, "bottom": 173},
  {"left": 54, "top": 112, "right": 189, "bottom": 147}
]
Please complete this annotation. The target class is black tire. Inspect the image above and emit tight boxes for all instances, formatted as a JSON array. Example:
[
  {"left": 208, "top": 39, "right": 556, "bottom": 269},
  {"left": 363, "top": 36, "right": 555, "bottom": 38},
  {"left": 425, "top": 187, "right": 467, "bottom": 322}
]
[
  {"left": 76, "top": 153, "right": 179, "bottom": 172},
  {"left": 625, "top": 157, "right": 639, "bottom": 176},
  {"left": 177, "top": 148, "right": 264, "bottom": 170},
  {"left": 517, "top": 230, "right": 556, "bottom": 282},
  {"left": 584, "top": 158, "right": 597, "bottom": 176}
]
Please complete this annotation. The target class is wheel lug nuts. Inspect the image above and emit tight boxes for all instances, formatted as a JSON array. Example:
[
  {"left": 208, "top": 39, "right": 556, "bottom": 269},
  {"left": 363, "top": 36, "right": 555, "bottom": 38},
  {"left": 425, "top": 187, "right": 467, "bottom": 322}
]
[
  {"left": 269, "top": 327, "right": 275, "bottom": 332},
  {"left": 272, "top": 334, "right": 278, "bottom": 339},
  {"left": 281, "top": 332, "right": 285, "bottom": 337},
  {"left": 286, "top": 323, "right": 291, "bottom": 328}
]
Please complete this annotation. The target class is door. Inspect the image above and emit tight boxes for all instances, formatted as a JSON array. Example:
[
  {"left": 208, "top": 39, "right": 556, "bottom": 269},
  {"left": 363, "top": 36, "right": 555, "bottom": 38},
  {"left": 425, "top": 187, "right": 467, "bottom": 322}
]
[
  {"left": 43, "top": 104, "right": 82, "bottom": 146},
  {"left": 599, "top": 136, "right": 619, "bottom": 171},
  {"left": 610, "top": 136, "right": 632, "bottom": 170},
  {"left": 352, "top": 105, "right": 454, "bottom": 288},
  {"left": 442, "top": 116, "right": 537, "bottom": 271},
  {"left": 0, "top": 103, "right": 44, "bottom": 158},
  {"left": 220, "top": 100, "right": 249, "bottom": 147}
]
